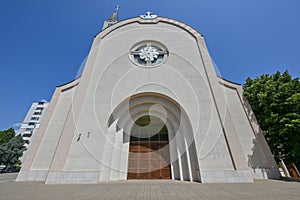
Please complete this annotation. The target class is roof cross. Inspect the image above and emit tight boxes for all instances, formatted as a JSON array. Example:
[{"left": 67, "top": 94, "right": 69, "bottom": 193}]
[
  {"left": 140, "top": 11, "right": 157, "bottom": 19},
  {"left": 116, "top": 5, "right": 120, "bottom": 12}
]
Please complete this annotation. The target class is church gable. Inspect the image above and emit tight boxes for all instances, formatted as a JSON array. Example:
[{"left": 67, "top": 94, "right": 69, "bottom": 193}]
[{"left": 17, "top": 12, "right": 280, "bottom": 184}]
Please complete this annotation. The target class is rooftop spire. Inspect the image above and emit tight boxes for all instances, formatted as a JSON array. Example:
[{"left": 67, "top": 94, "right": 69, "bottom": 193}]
[{"left": 102, "top": 5, "right": 119, "bottom": 30}]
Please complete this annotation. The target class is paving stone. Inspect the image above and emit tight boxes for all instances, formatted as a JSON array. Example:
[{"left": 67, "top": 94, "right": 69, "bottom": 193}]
[{"left": 0, "top": 173, "right": 299, "bottom": 200}]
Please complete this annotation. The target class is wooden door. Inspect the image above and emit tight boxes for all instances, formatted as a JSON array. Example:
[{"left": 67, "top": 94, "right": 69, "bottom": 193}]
[
  {"left": 127, "top": 142, "right": 171, "bottom": 179},
  {"left": 127, "top": 115, "right": 171, "bottom": 179}
]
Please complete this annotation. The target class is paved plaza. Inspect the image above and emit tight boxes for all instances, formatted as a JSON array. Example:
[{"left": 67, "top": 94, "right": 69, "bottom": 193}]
[{"left": 0, "top": 173, "right": 299, "bottom": 200}]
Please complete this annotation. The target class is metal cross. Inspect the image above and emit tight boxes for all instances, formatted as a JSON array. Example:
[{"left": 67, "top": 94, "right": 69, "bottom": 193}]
[
  {"left": 140, "top": 11, "right": 157, "bottom": 19},
  {"left": 146, "top": 11, "right": 152, "bottom": 17},
  {"left": 116, "top": 5, "right": 120, "bottom": 12}
]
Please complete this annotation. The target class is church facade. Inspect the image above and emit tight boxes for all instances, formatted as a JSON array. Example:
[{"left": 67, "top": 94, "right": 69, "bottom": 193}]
[{"left": 17, "top": 12, "right": 280, "bottom": 183}]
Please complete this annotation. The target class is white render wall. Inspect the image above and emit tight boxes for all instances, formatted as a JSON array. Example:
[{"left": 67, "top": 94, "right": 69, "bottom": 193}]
[
  {"left": 220, "top": 81, "right": 279, "bottom": 179},
  {"left": 17, "top": 17, "right": 280, "bottom": 183}
]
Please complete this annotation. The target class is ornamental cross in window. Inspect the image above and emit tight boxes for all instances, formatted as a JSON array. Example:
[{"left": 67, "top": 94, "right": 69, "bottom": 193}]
[{"left": 130, "top": 43, "right": 168, "bottom": 66}]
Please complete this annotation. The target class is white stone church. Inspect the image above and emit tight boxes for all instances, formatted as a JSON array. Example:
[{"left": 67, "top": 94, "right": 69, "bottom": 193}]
[{"left": 17, "top": 10, "right": 280, "bottom": 184}]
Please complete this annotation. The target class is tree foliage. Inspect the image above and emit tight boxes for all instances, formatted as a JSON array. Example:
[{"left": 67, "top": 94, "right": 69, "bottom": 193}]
[
  {"left": 0, "top": 129, "right": 26, "bottom": 172},
  {"left": 243, "top": 71, "right": 300, "bottom": 167},
  {"left": 0, "top": 128, "right": 15, "bottom": 145}
]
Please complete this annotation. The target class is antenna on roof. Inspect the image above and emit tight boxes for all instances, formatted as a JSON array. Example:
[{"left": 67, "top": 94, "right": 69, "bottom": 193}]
[
  {"left": 102, "top": 5, "right": 120, "bottom": 30},
  {"left": 116, "top": 5, "right": 120, "bottom": 12}
]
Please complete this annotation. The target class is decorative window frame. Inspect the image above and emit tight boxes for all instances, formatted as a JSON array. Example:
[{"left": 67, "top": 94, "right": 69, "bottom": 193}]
[{"left": 129, "top": 40, "right": 169, "bottom": 68}]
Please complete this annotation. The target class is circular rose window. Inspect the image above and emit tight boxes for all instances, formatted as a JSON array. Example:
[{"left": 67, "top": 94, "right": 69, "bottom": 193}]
[{"left": 129, "top": 41, "right": 168, "bottom": 67}]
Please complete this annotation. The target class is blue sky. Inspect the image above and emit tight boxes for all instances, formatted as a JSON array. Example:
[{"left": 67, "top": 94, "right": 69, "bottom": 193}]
[{"left": 0, "top": 0, "right": 299, "bottom": 130}]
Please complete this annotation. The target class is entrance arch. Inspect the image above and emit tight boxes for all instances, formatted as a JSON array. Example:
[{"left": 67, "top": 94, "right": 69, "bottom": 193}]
[{"left": 108, "top": 92, "right": 201, "bottom": 182}]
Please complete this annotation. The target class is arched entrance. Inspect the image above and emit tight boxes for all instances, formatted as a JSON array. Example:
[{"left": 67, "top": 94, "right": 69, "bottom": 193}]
[
  {"left": 127, "top": 115, "right": 171, "bottom": 179},
  {"left": 108, "top": 92, "right": 201, "bottom": 182}
]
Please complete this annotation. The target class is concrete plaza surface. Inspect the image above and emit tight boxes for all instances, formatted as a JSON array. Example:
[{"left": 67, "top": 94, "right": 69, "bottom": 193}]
[{"left": 0, "top": 173, "right": 299, "bottom": 200}]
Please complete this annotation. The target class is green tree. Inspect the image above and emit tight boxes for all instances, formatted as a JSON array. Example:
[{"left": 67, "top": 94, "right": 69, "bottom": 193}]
[
  {"left": 0, "top": 133, "right": 26, "bottom": 172},
  {"left": 0, "top": 128, "right": 15, "bottom": 145},
  {"left": 243, "top": 71, "right": 300, "bottom": 168}
]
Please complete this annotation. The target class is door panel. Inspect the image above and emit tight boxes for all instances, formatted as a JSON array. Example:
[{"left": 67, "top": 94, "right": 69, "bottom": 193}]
[
  {"left": 127, "top": 141, "right": 171, "bottom": 179},
  {"left": 127, "top": 115, "right": 171, "bottom": 179}
]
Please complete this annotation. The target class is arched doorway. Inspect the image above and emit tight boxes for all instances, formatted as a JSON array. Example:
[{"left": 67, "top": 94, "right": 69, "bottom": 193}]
[
  {"left": 127, "top": 115, "right": 171, "bottom": 179},
  {"left": 108, "top": 92, "right": 201, "bottom": 182}
]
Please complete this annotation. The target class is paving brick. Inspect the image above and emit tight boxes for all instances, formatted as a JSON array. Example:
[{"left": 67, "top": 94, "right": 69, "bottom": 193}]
[{"left": 0, "top": 174, "right": 299, "bottom": 200}]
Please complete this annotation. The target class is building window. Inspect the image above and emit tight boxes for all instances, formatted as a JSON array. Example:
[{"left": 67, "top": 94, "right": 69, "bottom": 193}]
[
  {"left": 23, "top": 133, "right": 32, "bottom": 137},
  {"left": 38, "top": 102, "right": 45, "bottom": 105},
  {"left": 25, "top": 128, "right": 32, "bottom": 131},
  {"left": 28, "top": 122, "right": 35, "bottom": 126},
  {"left": 31, "top": 117, "right": 39, "bottom": 121},
  {"left": 33, "top": 112, "right": 40, "bottom": 115},
  {"left": 129, "top": 41, "right": 168, "bottom": 67},
  {"left": 36, "top": 107, "right": 43, "bottom": 110}
]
